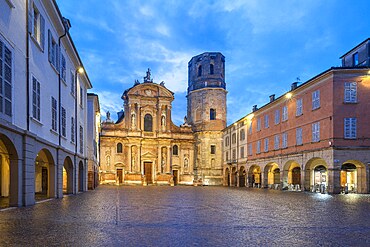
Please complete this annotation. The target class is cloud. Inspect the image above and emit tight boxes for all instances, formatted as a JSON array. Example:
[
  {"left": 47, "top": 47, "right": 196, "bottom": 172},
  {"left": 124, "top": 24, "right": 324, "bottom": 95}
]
[{"left": 93, "top": 90, "right": 123, "bottom": 121}]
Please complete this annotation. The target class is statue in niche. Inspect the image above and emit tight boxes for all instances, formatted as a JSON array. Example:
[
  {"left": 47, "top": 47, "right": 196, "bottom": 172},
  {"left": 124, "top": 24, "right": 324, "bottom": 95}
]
[
  {"left": 161, "top": 115, "right": 166, "bottom": 131},
  {"left": 131, "top": 113, "right": 136, "bottom": 128},
  {"left": 131, "top": 146, "right": 137, "bottom": 172},
  {"left": 106, "top": 155, "right": 110, "bottom": 166},
  {"left": 161, "top": 148, "right": 167, "bottom": 173},
  {"left": 184, "top": 158, "right": 189, "bottom": 173}
]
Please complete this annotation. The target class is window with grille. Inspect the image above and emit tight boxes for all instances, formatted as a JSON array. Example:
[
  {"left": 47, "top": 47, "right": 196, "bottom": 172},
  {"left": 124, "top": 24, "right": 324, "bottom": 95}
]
[
  {"left": 232, "top": 133, "right": 236, "bottom": 144},
  {"left": 312, "top": 90, "right": 320, "bottom": 110},
  {"left": 344, "top": 118, "right": 357, "bottom": 139},
  {"left": 296, "top": 127, "right": 302, "bottom": 145},
  {"left": 344, "top": 82, "right": 357, "bottom": 103},
  {"left": 0, "top": 40, "right": 12, "bottom": 117},
  {"left": 296, "top": 98, "right": 303, "bottom": 116},
  {"left": 312, "top": 122, "right": 320, "bottom": 142},
  {"left": 61, "top": 107, "right": 66, "bottom": 137},
  {"left": 51, "top": 97, "right": 57, "bottom": 131},
  {"left": 32, "top": 77, "right": 40, "bottom": 121},
  {"left": 232, "top": 149, "right": 236, "bottom": 159}
]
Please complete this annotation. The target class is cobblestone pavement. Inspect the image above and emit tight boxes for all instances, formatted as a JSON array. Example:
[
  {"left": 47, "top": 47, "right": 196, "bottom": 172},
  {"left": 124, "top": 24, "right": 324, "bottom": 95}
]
[{"left": 0, "top": 186, "right": 370, "bottom": 246}]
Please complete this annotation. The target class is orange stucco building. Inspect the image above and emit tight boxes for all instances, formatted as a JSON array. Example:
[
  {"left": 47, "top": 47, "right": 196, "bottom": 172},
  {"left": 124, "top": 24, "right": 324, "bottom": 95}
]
[{"left": 223, "top": 39, "right": 370, "bottom": 194}]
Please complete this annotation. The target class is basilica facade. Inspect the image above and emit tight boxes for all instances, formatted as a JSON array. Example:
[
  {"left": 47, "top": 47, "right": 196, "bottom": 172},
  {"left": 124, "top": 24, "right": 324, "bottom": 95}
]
[{"left": 100, "top": 53, "right": 227, "bottom": 186}]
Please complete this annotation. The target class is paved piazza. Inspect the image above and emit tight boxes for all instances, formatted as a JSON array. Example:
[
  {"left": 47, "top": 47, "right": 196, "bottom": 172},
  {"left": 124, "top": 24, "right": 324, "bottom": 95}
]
[{"left": 0, "top": 186, "right": 370, "bottom": 246}]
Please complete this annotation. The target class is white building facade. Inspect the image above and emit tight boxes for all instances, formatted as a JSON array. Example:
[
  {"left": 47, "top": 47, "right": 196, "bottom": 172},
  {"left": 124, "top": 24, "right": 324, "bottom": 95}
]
[
  {"left": 0, "top": 0, "right": 92, "bottom": 207},
  {"left": 87, "top": 93, "right": 100, "bottom": 190}
]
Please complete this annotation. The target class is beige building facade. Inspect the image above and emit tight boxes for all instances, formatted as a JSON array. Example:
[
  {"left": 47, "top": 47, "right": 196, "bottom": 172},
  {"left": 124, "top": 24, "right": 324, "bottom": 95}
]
[{"left": 100, "top": 52, "right": 227, "bottom": 186}]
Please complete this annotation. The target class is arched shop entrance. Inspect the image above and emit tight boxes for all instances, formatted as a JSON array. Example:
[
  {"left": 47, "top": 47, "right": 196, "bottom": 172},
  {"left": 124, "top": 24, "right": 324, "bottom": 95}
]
[
  {"left": 35, "top": 149, "right": 56, "bottom": 200},
  {"left": 248, "top": 165, "right": 261, "bottom": 188},
  {"left": 340, "top": 160, "right": 366, "bottom": 194}
]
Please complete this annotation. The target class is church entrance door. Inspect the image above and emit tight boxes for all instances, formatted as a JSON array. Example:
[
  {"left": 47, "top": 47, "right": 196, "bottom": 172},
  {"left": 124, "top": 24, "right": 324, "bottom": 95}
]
[{"left": 144, "top": 162, "right": 153, "bottom": 184}]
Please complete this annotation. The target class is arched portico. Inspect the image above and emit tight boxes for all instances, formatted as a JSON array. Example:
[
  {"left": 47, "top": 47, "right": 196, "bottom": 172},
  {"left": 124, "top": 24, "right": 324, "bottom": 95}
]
[
  {"left": 63, "top": 156, "right": 74, "bottom": 195},
  {"left": 78, "top": 161, "right": 84, "bottom": 192},
  {"left": 264, "top": 162, "right": 280, "bottom": 189},
  {"left": 283, "top": 160, "right": 301, "bottom": 191},
  {"left": 341, "top": 160, "right": 367, "bottom": 193},
  {"left": 35, "top": 149, "right": 56, "bottom": 200},
  {"left": 0, "top": 135, "right": 19, "bottom": 207},
  {"left": 248, "top": 165, "right": 261, "bottom": 188},
  {"left": 239, "top": 166, "right": 246, "bottom": 187},
  {"left": 305, "top": 158, "right": 328, "bottom": 193}
]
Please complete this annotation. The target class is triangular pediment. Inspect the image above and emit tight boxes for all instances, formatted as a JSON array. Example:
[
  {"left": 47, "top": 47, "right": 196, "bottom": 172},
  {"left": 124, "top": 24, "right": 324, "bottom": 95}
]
[{"left": 141, "top": 152, "right": 157, "bottom": 159}]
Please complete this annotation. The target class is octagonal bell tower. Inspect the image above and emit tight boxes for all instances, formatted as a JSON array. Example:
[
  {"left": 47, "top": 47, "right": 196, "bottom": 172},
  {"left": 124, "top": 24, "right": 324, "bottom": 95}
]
[{"left": 187, "top": 52, "right": 227, "bottom": 185}]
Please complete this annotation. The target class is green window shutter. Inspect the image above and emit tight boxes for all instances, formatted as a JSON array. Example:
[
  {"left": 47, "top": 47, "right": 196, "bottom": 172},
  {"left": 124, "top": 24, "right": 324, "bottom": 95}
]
[{"left": 40, "top": 14, "right": 45, "bottom": 50}]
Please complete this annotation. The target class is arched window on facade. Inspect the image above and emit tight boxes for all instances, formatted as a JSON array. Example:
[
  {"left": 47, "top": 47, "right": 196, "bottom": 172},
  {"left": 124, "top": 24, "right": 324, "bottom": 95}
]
[
  {"left": 210, "top": 108, "right": 216, "bottom": 120},
  {"left": 198, "top": 65, "right": 202, "bottom": 77},
  {"left": 173, "top": 145, "right": 178, "bottom": 155},
  {"left": 117, "top": 143, "right": 123, "bottom": 153},
  {"left": 144, "top": 114, "right": 153, "bottom": 132},
  {"left": 232, "top": 133, "right": 236, "bottom": 144},
  {"left": 240, "top": 129, "right": 245, "bottom": 141},
  {"left": 210, "top": 64, "right": 214, "bottom": 75}
]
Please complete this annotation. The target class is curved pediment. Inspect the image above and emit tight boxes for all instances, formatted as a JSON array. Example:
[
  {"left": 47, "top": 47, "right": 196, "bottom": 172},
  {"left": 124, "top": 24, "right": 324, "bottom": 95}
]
[{"left": 125, "top": 83, "right": 174, "bottom": 99}]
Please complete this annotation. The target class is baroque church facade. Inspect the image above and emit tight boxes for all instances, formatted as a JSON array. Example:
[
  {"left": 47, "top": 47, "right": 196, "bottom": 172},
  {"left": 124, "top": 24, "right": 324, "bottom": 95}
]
[{"left": 100, "top": 53, "right": 226, "bottom": 186}]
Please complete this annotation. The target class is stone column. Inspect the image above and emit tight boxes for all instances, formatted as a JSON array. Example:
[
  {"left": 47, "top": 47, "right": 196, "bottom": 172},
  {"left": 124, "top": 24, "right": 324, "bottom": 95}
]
[
  {"left": 327, "top": 167, "right": 341, "bottom": 194},
  {"left": 22, "top": 135, "right": 36, "bottom": 206}
]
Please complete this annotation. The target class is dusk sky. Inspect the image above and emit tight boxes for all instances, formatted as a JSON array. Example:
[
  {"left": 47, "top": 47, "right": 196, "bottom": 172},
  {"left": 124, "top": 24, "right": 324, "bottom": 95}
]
[{"left": 58, "top": 0, "right": 370, "bottom": 126}]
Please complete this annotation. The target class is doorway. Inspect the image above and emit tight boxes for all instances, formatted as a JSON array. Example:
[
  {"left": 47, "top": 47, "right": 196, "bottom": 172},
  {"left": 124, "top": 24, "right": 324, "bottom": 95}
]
[
  {"left": 117, "top": 169, "right": 123, "bottom": 184},
  {"left": 144, "top": 162, "right": 153, "bottom": 184},
  {"left": 173, "top": 170, "right": 178, "bottom": 185}
]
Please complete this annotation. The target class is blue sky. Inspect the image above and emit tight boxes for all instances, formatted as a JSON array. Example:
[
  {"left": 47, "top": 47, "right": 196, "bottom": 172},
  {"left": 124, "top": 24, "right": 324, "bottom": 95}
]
[{"left": 58, "top": 0, "right": 370, "bottom": 126}]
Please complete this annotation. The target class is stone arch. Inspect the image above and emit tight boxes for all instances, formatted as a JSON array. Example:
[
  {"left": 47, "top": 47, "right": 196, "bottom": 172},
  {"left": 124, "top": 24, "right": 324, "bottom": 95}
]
[
  {"left": 248, "top": 165, "right": 261, "bottom": 188},
  {"left": 35, "top": 148, "right": 56, "bottom": 200},
  {"left": 231, "top": 167, "right": 237, "bottom": 186},
  {"left": 224, "top": 167, "right": 230, "bottom": 186},
  {"left": 283, "top": 160, "right": 301, "bottom": 190},
  {"left": 304, "top": 157, "right": 328, "bottom": 193},
  {"left": 0, "top": 134, "right": 19, "bottom": 207},
  {"left": 341, "top": 160, "right": 367, "bottom": 193},
  {"left": 239, "top": 166, "right": 246, "bottom": 187},
  {"left": 63, "top": 156, "right": 74, "bottom": 195},
  {"left": 78, "top": 161, "right": 84, "bottom": 192},
  {"left": 264, "top": 162, "right": 280, "bottom": 189}
]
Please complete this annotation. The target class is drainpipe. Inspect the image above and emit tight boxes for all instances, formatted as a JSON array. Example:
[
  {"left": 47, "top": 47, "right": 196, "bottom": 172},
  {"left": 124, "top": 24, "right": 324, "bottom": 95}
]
[
  {"left": 74, "top": 69, "right": 78, "bottom": 193},
  {"left": 26, "top": 0, "right": 30, "bottom": 131}
]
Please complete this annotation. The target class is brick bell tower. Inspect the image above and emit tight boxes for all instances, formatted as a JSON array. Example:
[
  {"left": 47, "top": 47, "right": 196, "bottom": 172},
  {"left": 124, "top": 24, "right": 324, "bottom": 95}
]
[{"left": 187, "top": 52, "right": 227, "bottom": 185}]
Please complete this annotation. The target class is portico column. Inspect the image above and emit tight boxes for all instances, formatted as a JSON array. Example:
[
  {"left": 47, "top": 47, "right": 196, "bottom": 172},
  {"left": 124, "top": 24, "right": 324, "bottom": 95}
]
[{"left": 327, "top": 167, "right": 341, "bottom": 194}]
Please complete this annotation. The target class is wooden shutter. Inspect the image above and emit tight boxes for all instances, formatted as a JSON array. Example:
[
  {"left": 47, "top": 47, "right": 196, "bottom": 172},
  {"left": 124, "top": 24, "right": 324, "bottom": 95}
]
[
  {"left": 48, "top": 29, "right": 51, "bottom": 63},
  {"left": 40, "top": 14, "right": 45, "bottom": 50}
]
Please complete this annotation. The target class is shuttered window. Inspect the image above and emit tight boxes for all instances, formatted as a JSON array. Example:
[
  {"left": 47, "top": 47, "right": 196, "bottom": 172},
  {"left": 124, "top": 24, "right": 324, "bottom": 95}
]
[
  {"left": 0, "top": 40, "right": 12, "bottom": 117},
  {"left": 51, "top": 97, "right": 57, "bottom": 131},
  {"left": 32, "top": 77, "right": 40, "bottom": 121}
]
